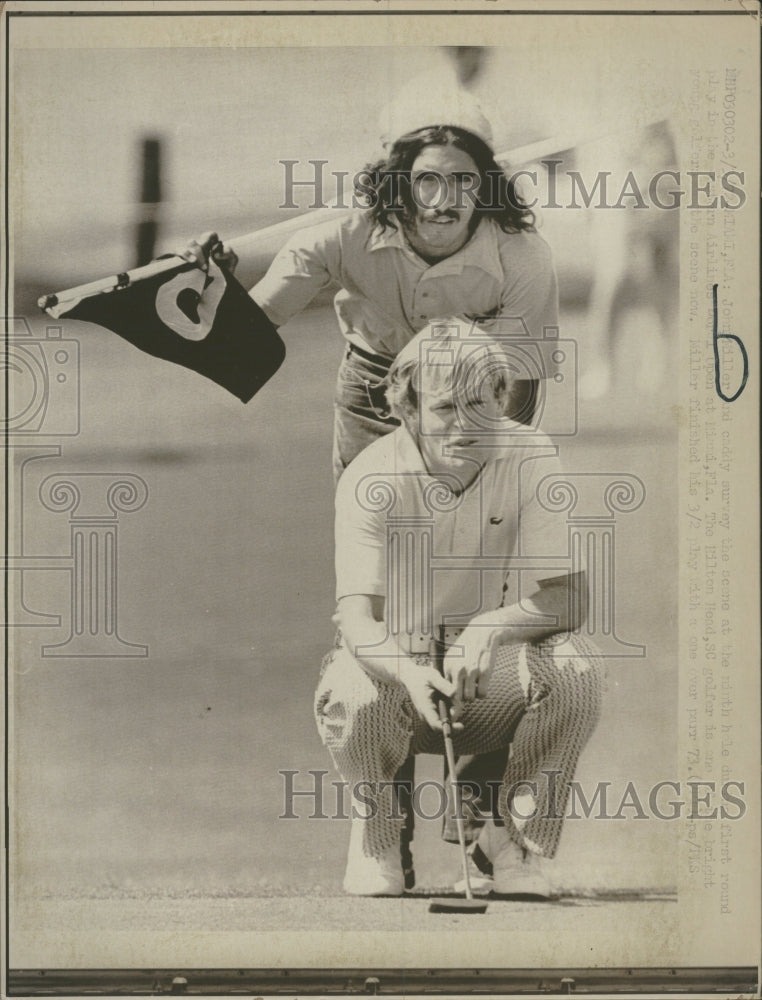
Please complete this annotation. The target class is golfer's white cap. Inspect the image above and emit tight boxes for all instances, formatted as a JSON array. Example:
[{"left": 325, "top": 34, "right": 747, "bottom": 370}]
[{"left": 379, "top": 86, "right": 494, "bottom": 149}]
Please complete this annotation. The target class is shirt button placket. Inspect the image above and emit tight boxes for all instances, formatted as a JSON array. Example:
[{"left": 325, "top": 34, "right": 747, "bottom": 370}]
[{"left": 415, "top": 278, "right": 432, "bottom": 324}]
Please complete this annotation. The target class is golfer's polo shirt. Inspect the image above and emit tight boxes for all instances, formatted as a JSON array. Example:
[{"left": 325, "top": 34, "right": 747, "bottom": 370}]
[
  {"left": 252, "top": 211, "right": 558, "bottom": 358},
  {"left": 334, "top": 423, "right": 570, "bottom": 653}
]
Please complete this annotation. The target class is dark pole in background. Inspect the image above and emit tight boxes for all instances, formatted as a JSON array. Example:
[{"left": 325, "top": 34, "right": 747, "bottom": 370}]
[{"left": 135, "top": 136, "right": 163, "bottom": 266}]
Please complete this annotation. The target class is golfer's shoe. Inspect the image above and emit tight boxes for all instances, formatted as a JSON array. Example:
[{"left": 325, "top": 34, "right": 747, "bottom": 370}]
[
  {"left": 402, "top": 865, "right": 415, "bottom": 891},
  {"left": 452, "top": 841, "right": 494, "bottom": 895},
  {"left": 478, "top": 819, "right": 552, "bottom": 899},
  {"left": 400, "top": 827, "right": 415, "bottom": 891},
  {"left": 343, "top": 821, "right": 405, "bottom": 897}
]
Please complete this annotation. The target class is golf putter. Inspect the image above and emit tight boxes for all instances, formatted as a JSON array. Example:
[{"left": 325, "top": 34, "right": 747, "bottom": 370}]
[{"left": 428, "top": 629, "right": 488, "bottom": 915}]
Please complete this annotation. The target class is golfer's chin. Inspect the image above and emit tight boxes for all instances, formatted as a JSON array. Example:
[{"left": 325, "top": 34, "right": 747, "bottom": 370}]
[
  {"left": 444, "top": 447, "right": 483, "bottom": 466},
  {"left": 424, "top": 446, "right": 484, "bottom": 485}
]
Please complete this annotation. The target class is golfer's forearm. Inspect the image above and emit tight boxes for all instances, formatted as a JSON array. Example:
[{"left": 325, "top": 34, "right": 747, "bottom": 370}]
[
  {"left": 489, "top": 601, "right": 570, "bottom": 645},
  {"left": 337, "top": 607, "right": 418, "bottom": 687},
  {"left": 482, "top": 571, "right": 587, "bottom": 644}
]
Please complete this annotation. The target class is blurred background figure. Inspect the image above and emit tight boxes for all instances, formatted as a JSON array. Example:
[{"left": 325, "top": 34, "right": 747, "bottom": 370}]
[
  {"left": 575, "top": 121, "right": 679, "bottom": 400},
  {"left": 449, "top": 45, "right": 488, "bottom": 87}
]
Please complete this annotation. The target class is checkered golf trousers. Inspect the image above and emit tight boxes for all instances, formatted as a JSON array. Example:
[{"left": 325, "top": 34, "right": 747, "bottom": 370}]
[{"left": 315, "top": 633, "right": 604, "bottom": 861}]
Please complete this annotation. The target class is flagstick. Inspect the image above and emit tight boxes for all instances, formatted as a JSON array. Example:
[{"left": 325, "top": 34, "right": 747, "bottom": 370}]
[
  {"left": 37, "top": 135, "right": 558, "bottom": 313},
  {"left": 37, "top": 255, "right": 188, "bottom": 312},
  {"left": 40, "top": 123, "right": 662, "bottom": 314}
]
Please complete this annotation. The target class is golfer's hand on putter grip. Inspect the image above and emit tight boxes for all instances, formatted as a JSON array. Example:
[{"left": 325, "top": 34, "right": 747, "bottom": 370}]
[
  {"left": 398, "top": 662, "right": 460, "bottom": 732},
  {"left": 444, "top": 620, "right": 501, "bottom": 723}
]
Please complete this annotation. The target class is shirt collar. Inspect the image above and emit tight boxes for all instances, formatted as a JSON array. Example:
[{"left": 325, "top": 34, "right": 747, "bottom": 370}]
[{"left": 366, "top": 218, "right": 504, "bottom": 282}]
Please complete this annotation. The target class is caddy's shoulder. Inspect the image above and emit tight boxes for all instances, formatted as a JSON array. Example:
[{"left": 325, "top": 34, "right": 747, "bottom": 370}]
[{"left": 494, "top": 223, "right": 554, "bottom": 266}]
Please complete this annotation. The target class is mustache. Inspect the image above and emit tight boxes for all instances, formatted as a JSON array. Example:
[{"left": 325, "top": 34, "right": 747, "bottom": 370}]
[{"left": 423, "top": 209, "right": 460, "bottom": 222}]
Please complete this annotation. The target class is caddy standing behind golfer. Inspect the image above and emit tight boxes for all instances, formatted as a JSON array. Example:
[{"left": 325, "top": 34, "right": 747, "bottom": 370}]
[
  {"left": 246, "top": 92, "right": 559, "bottom": 882},
  {"left": 249, "top": 89, "right": 557, "bottom": 481},
  {"left": 314, "top": 321, "right": 603, "bottom": 896}
]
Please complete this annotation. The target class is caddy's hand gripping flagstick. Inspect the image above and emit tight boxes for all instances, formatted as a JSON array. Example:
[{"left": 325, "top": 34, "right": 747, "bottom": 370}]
[{"left": 39, "top": 233, "right": 285, "bottom": 404}]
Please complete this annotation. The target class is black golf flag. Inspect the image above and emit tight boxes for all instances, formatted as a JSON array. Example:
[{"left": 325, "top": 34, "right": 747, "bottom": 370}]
[{"left": 42, "top": 256, "right": 285, "bottom": 403}]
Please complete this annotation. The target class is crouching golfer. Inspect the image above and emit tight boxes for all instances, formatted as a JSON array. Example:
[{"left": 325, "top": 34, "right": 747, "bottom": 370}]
[{"left": 314, "top": 320, "right": 603, "bottom": 897}]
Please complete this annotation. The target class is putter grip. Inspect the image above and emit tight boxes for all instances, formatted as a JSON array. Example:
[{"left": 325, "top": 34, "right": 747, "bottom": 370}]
[{"left": 437, "top": 695, "right": 452, "bottom": 732}]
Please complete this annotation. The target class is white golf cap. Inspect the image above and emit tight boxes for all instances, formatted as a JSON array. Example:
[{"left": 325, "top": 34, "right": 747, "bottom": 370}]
[{"left": 379, "top": 86, "right": 494, "bottom": 149}]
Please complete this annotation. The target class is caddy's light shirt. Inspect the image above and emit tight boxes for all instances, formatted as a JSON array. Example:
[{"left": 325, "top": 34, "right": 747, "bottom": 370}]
[{"left": 252, "top": 211, "right": 558, "bottom": 358}]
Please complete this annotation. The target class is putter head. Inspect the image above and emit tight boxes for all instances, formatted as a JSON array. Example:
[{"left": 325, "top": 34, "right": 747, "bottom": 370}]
[{"left": 428, "top": 897, "right": 488, "bottom": 914}]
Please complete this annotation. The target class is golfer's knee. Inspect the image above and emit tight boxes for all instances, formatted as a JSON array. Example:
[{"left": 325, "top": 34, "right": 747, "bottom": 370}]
[
  {"left": 556, "top": 636, "right": 605, "bottom": 712},
  {"left": 315, "top": 651, "right": 384, "bottom": 752},
  {"left": 528, "top": 636, "right": 604, "bottom": 723}
]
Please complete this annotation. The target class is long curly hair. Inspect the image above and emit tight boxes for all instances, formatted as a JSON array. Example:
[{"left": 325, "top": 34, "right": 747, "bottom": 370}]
[{"left": 358, "top": 126, "right": 535, "bottom": 236}]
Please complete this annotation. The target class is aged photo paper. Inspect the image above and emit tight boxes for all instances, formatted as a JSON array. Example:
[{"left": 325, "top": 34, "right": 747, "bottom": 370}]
[{"left": 2, "top": 0, "right": 760, "bottom": 991}]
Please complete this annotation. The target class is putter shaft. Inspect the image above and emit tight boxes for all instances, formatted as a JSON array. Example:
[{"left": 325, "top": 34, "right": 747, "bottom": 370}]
[{"left": 437, "top": 698, "right": 474, "bottom": 901}]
